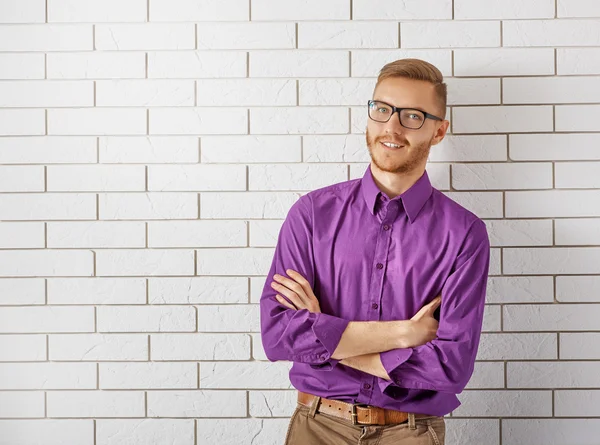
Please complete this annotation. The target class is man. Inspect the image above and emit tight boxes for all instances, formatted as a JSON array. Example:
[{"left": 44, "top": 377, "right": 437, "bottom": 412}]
[{"left": 259, "top": 58, "right": 491, "bottom": 444}]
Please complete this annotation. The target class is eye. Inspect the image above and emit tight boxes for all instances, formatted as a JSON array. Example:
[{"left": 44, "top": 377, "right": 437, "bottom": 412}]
[
  {"left": 378, "top": 107, "right": 390, "bottom": 114},
  {"left": 408, "top": 113, "right": 423, "bottom": 121}
]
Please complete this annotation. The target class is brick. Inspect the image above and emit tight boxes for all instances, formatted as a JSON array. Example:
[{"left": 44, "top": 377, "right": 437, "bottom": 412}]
[
  {"left": 557, "top": 48, "right": 600, "bottom": 74},
  {"left": 560, "top": 333, "right": 600, "bottom": 359},
  {"left": 99, "top": 362, "right": 196, "bottom": 389},
  {"left": 0, "top": 109, "right": 45, "bottom": 136},
  {"left": 0, "top": 54, "right": 44, "bottom": 79},
  {"left": 455, "top": 0, "right": 554, "bottom": 19},
  {"left": 97, "top": 306, "right": 195, "bottom": 332},
  {"left": 47, "top": 278, "right": 146, "bottom": 305},
  {"left": 96, "top": 250, "right": 195, "bottom": 276},
  {"left": 504, "top": 304, "right": 600, "bottom": 331},
  {"left": 197, "top": 22, "right": 295, "bottom": 49},
  {"left": 47, "top": 165, "right": 146, "bottom": 192},
  {"left": 47, "top": 52, "right": 145, "bottom": 79},
  {"left": 504, "top": 419, "right": 600, "bottom": 445},
  {"left": 486, "top": 219, "right": 552, "bottom": 247},
  {"left": 353, "top": 0, "right": 450, "bottom": 19},
  {"left": 401, "top": 21, "right": 500, "bottom": 48},
  {"left": 556, "top": 104, "right": 600, "bottom": 132},
  {"left": 48, "top": 0, "right": 146, "bottom": 22},
  {"left": 0, "top": 334, "right": 46, "bottom": 361},
  {"left": 197, "top": 79, "right": 296, "bottom": 106},
  {"left": 453, "top": 106, "right": 553, "bottom": 133},
  {"left": 100, "top": 136, "right": 198, "bottom": 163},
  {"left": 454, "top": 391, "right": 552, "bottom": 417},
  {"left": 0, "top": 80, "right": 94, "bottom": 108},
  {"left": 503, "top": 19, "right": 600, "bottom": 47},
  {"left": 251, "top": 0, "right": 349, "bottom": 20},
  {"left": 48, "top": 108, "right": 147, "bottom": 136},
  {"left": 557, "top": 0, "right": 600, "bottom": 18},
  {"left": 0, "top": 136, "right": 96, "bottom": 164},
  {"left": 97, "top": 419, "right": 194, "bottom": 444},
  {"left": 0, "top": 251, "right": 93, "bottom": 277},
  {"left": 47, "top": 222, "right": 146, "bottom": 248},
  {"left": 197, "top": 305, "right": 259, "bottom": 332},
  {"left": 147, "top": 390, "right": 246, "bottom": 417},
  {"left": 250, "top": 50, "right": 348, "bottom": 77},
  {"left": 510, "top": 134, "right": 600, "bottom": 161},
  {"left": 299, "top": 21, "right": 397, "bottom": 49},
  {"left": 0, "top": 392, "right": 44, "bottom": 417},
  {"left": 150, "top": 108, "right": 247, "bottom": 135},
  {"left": 452, "top": 163, "right": 552, "bottom": 190},
  {"left": 148, "top": 220, "right": 246, "bottom": 247},
  {"left": 0, "top": 24, "right": 92, "bottom": 51},
  {"left": 0, "top": 166, "right": 44, "bottom": 192},
  {"left": 351, "top": 49, "right": 451, "bottom": 77},
  {"left": 49, "top": 334, "right": 148, "bottom": 361},
  {"left": 0, "top": 0, "right": 45, "bottom": 22},
  {"left": 47, "top": 391, "right": 144, "bottom": 417},
  {"left": 486, "top": 276, "right": 554, "bottom": 304},
  {"left": 556, "top": 276, "right": 600, "bottom": 302},
  {"left": 148, "top": 277, "right": 248, "bottom": 304},
  {"left": 151, "top": 333, "right": 250, "bottom": 360},
  {"left": 96, "top": 80, "right": 194, "bottom": 107},
  {"left": 0, "top": 363, "right": 96, "bottom": 389},
  {"left": 250, "top": 107, "right": 348, "bottom": 134},
  {"left": 504, "top": 248, "right": 600, "bottom": 274},
  {"left": 0, "top": 420, "right": 93, "bottom": 444},
  {"left": 99, "top": 193, "right": 198, "bottom": 220},
  {"left": 196, "top": 248, "right": 273, "bottom": 275},
  {"left": 148, "top": 164, "right": 246, "bottom": 191},
  {"left": 149, "top": 0, "right": 248, "bottom": 21},
  {"left": 506, "top": 190, "right": 600, "bottom": 217},
  {"left": 508, "top": 362, "right": 600, "bottom": 388},
  {"left": 201, "top": 135, "right": 301, "bottom": 163},
  {"left": 504, "top": 76, "right": 600, "bottom": 104},
  {"left": 200, "top": 362, "right": 292, "bottom": 389},
  {"left": 201, "top": 192, "right": 300, "bottom": 219},
  {"left": 249, "top": 164, "right": 347, "bottom": 191},
  {"left": 95, "top": 24, "right": 194, "bottom": 51},
  {"left": 477, "top": 333, "right": 557, "bottom": 360},
  {"left": 149, "top": 51, "right": 246, "bottom": 78},
  {"left": 454, "top": 48, "right": 555, "bottom": 76}
]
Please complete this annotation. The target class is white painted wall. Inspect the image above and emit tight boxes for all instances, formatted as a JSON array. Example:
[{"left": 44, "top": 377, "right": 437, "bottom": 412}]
[{"left": 1, "top": 0, "right": 599, "bottom": 444}]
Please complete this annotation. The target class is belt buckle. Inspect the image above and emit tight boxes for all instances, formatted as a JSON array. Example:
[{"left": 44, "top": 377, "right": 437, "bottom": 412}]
[{"left": 351, "top": 403, "right": 370, "bottom": 425}]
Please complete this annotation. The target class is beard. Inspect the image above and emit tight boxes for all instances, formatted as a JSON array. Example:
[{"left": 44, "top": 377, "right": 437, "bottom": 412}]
[{"left": 365, "top": 127, "right": 433, "bottom": 175}]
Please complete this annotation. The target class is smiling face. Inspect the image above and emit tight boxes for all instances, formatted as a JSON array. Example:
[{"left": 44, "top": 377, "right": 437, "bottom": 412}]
[{"left": 366, "top": 76, "right": 449, "bottom": 175}]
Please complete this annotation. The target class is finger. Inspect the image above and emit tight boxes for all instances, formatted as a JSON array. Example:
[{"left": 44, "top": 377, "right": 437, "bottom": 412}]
[
  {"left": 273, "top": 274, "right": 309, "bottom": 300},
  {"left": 272, "top": 276, "right": 309, "bottom": 305},
  {"left": 275, "top": 294, "right": 297, "bottom": 310},
  {"left": 271, "top": 282, "right": 305, "bottom": 309}
]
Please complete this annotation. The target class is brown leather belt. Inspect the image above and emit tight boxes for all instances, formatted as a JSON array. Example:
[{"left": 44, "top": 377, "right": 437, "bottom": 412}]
[{"left": 297, "top": 391, "right": 432, "bottom": 426}]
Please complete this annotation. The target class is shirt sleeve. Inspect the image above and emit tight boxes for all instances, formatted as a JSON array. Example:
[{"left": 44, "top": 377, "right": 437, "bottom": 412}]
[
  {"left": 377, "top": 219, "right": 491, "bottom": 395},
  {"left": 259, "top": 194, "right": 350, "bottom": 371}
]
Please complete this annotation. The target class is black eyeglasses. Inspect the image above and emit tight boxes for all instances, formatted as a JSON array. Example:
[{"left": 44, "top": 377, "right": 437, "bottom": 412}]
[{"left": 368, "top": 99, "right": 443, "bottom": 130}]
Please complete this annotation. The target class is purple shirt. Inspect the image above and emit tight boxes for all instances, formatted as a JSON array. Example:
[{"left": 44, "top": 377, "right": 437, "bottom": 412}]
[{"left": 259, "top": 165, "right": 490, "bottom": 416}]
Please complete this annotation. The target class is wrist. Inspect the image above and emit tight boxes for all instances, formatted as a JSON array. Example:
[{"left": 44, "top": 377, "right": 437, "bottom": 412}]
[{"left": 394, "top": 320, "right": 412, "bottom": 349}]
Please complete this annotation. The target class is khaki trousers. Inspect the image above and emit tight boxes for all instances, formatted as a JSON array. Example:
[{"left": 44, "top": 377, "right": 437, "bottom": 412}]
[{"left": 284, "top": 398, "right": 445, "bottom": 445}]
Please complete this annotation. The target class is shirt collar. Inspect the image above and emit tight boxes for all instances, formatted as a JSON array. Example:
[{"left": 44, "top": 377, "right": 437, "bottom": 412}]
[{"left": 361, "top": 164, "right": 433, "bottom": 224}]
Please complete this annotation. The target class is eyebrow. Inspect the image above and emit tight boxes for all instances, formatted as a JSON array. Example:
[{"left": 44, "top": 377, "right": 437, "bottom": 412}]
[{"left": 372, "top": 98, "right": 428, "bottom": 111}]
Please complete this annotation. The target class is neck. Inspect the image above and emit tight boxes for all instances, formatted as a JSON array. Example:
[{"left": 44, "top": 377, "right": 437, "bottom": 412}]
[{"left": 369, "top": 162, "right": 425, "bottom": 199}]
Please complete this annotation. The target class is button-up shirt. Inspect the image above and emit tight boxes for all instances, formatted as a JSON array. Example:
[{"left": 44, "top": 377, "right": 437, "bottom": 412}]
[{"left": 259, "top": 164, "right": 490, "bottom": 416}]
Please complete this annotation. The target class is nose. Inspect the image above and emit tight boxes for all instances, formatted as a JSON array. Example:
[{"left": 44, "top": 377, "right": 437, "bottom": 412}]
[{"left": 382, "top": 110, "right": 406, "bottom": 134}]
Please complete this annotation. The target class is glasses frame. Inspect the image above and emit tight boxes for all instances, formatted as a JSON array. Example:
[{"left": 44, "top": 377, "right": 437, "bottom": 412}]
[{"left": 367, "top": 99, "right": 443, "bottom": 130}]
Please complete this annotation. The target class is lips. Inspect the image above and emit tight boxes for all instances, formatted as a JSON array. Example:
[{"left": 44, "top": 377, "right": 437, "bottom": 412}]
[{"left": 380, "top": 141, "right": 405, "bottom": 150}]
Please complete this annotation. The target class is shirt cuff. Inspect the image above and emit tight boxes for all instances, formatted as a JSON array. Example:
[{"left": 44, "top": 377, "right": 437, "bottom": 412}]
[
  {"left": 378, "top": 347, "right": 413, "bottom": 391},
  {"left": 307, "top": 312, "right": 350, "bottom": 371}
]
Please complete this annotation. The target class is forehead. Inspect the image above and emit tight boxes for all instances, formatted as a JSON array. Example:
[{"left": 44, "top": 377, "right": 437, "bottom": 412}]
[{"left": 373, "top": 77, "right": 437, "bottom": 111}]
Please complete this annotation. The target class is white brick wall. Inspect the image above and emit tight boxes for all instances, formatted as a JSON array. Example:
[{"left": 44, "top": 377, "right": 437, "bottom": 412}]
[{"left": 0, "top": 0, "right": 599, "bottom": 444}]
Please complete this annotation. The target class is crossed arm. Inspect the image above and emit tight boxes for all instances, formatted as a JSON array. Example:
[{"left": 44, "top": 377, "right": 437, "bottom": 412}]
[{"left": 270, "top": 269, "right": 414, "bottom": 380}]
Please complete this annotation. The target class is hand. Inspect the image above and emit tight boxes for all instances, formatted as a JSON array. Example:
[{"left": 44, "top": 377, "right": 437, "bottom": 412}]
[
  {"left": 270, "top": 269, "right": 321, "bottom": 313},
  {"left": 403, "top": 295, "right": 442, "bottom": 348}
]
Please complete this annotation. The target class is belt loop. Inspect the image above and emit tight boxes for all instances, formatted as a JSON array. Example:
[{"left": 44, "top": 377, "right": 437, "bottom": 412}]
[
  {"left": 408, "top": 412, "right": 416, "bottom": 430},
  {"left": 308, "top": 396, "right": 321, "bottom": 418}
]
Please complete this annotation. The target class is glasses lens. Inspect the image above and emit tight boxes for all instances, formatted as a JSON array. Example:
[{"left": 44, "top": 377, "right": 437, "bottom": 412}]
[
  {"left": 368, "top": 101, "right": 392, "bottom": 122},
  {"left": 400, "top": 109, "right": 425, "bottom": 129}
]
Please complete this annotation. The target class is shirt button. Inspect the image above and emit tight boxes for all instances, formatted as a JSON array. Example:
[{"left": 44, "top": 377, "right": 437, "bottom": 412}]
[
  {"left": 376, "top": 263, "right": 383, "bottom": 269},
  {"left": 383, "top": 225, "right": 390, "bottom": 231},
  {"left": 372, "top": 303, "right": 378, "bottom": 310},
  {"left": 363, "top": 383, "right": 371, "bottom": 390}
]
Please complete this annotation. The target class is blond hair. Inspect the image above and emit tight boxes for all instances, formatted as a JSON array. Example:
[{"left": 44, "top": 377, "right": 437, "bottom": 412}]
[{"left": 375, "top": 58, "right": 447, "bottom": 119}]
